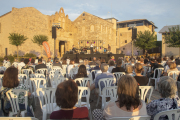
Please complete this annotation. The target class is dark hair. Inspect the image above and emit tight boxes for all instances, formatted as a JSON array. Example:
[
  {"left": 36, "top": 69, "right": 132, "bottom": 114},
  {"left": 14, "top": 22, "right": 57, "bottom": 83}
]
[
  {"left": 170, "top": 56, "right": 174, "bottom": 60},
  {"left": 70, "top": 60, "right": 74, "bottom": 64},
  {"left": 3, "top": 66, "right": 19, "bottom": 88},
  {"left": 31, "top": 59, "right": 35, "bottom": 63},
  {"left": 163, "top": 56, "right": 167, "bottom": 61},
  {"left": 109, "top": 60, "right": 115, "bottom": 66},
  {"left": 157, "top": 58, "right": 161, "bottom": 63},
  {"left": 176, "top": 59, "right": 180, "bottom": 65},
  {"left": 38, "top": 59, "right": 42, "bottom": 63},
  {"left": 76, "top": 65, "right": 88, "bottom": 78},
  {"left": 56, "top": 80, "right": 78, "bottom": 108},
  {"left": 117, "top": 75, "right": 140, "bottom": 110},
  {"left": 21, "top": 58, "right": 24, "bottom": 62},
  {"left": 101, "top": 58, "right": 106, "bottom": 64},
  {"left": 117, "top": 59, "right": 122, "bottom": 66},
  {"left": 24, "top": 59, "right": 29, "bottom": 64},
  {"left": 150, "top": 58, "right": 155, "bottom": 62},
  {"left": 144, "top": 59, "right": 148, "bottom": 64},
  {"left": 4, "top": 57, "right": 8, "bottom": 61}
]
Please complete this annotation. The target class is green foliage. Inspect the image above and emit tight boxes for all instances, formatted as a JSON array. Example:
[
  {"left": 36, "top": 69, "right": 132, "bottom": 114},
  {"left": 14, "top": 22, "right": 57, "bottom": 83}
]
[
  {"left": 8, "top": 33, "right": 28, "bottom": 46},
  {"left": 164, "top": 25, "right": 180, "bottom": 47},
  {"left": 32, "top": 35, "right": 48, "bottom": 46},
  {"left": 5, "top": 55, "right": 15, "bottom": 63},
  {"left": 134, "top": 30, "right": 157, "bottom": 51},
  {"left": 0, "top": 57, "right": 3, "bottom": 65},
  {"left": 24, "top": 53, "right": 36, "bottom": 58}
]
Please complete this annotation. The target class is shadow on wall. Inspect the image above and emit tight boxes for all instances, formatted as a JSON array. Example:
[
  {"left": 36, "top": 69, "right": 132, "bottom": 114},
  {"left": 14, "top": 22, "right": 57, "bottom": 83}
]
[
  {"left": 29, "top": 50, "right": 41, "bottom": 57},
  {"left": 166, "top": 51, "right": 177, "bottom": 57},
  {"left": 119, "top": 42, "right": 142, "bottom": 56},
  {"left": 14, "top": 50, "right": 25, "bottom": 56}
]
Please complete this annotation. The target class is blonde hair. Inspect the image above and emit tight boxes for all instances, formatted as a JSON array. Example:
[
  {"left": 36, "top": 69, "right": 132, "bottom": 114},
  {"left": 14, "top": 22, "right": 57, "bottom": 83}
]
[
  {"left": 126, "top": 65, "right": 133, "bottom": 73},
  {"left": 135, "top": 63, "right": 143, "bottom": 73},
  {"left": 169, "top": 62, "right": 176, "bottom": 69}
]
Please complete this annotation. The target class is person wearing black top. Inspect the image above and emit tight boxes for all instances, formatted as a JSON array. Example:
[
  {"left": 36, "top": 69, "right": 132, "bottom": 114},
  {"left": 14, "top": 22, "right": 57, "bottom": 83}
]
[
  {"left": 53, "top": 58, "right": 62, "bottom": 68},
  {"left": 150, "top": 58, "right": 163, "bottom": 78},
  {"left": 134, "top": 63, "right": 148, "bottom": 86},
  {"left": 112, "top": 59, "right": 125, "bottom": 73},
  {"left": 35, "top": 59, "right": 47, "bottom": 70}
]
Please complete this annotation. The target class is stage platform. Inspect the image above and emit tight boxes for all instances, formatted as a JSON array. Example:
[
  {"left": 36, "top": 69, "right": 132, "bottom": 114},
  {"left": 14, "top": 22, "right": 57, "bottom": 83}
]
[{"left": 63, "top": 53, "right": 125, "bottom": 62}]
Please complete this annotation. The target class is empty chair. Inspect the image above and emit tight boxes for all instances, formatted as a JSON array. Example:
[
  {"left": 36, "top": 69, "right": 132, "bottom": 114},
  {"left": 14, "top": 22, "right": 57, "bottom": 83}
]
[
  {"left": 139, "top": 86, "right": 153, "bottom": 103},
  {"left": 36, "top": 87, "right": 57, "bottom": 120}
]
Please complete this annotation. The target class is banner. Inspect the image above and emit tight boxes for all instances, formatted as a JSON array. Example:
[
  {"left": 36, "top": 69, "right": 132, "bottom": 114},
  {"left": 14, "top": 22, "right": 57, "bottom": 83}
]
[{"left": 43, "top": 41, "right": 51, "bottom": 58}]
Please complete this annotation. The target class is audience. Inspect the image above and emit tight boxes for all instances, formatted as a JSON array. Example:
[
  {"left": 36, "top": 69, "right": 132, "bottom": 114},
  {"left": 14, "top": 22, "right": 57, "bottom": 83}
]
[
  {"left": 53, "top": 58, "right": 62, "bottom": 68},
  {"left": 50, "top": 80, "right": 89, "bottom": 119},
  {"left": 21, "top": 59, "right": 35, "bottom": 73},
  {"left": 35, "top": 58, "right": 47, "bottom": 70},
  {"left": 147, "top": 76, "right": 180, "bottom": 119},
  {"left": 108, "top": 60, "right": 115, "bottom": 73},
  {"left": 134, "top": 63, "right": 148, "bottom": 85},
  {"left": 112, "top": 59, "right": 125, "bottom": 73},
  {"left": 18, "top": 58, "right": 25, "bottom": 73},
  {"left": 89, "top": 57, "right": 97, "bottom": 65},
  {"left": 125, "top": 65, "right": 134, "bottom": 76}
]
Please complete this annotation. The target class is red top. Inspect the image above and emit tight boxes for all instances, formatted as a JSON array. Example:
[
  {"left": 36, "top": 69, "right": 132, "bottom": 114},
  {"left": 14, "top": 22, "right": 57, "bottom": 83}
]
[{"left": 50, "top": 107, "right": 89, "bottom": 119}]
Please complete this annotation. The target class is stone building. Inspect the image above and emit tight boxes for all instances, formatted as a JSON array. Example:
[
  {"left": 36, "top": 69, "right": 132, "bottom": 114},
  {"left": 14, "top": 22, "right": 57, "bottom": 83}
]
[
  {"left": 159, "top": 25, "right": 180, "bottom": 57},
  {"left": 0, "top": 7, "right": 157, "bottom": 58},
  {"left": 116, "top": 19, "right": 157, "bottom": 56}
]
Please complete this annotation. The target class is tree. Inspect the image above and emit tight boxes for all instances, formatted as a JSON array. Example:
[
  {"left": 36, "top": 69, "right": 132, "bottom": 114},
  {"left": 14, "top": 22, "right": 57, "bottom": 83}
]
[
  {"left": 8, "top": 33, "right": 28, "bottom": 60},
  {"left": 32, "top": 35, "right": 48, "bottom": 56},
  {"left": 164, "top": 25, "right": 180, "bottom": 57},
  {"left": 134, "top": 30, "right": 157, "bottom": 55}
]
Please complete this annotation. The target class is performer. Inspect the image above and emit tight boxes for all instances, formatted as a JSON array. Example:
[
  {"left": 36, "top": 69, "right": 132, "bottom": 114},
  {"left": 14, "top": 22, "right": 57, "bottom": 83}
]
[
  {"left": 90, "top": 42, "right": 94, "bottom": 54},
  {"left": 83, "top": 46, "right": 88, "bottom": 53},
  {"left": 72, "top": 45, "right": 77, "bottom": 53},
  {"left": 108, "top": 44, "right": 111, "bottom": 52}
]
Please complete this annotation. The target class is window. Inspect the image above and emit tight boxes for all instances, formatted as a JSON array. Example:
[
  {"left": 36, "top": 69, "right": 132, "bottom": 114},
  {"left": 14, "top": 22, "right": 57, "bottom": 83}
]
[
  {"left": 83, "top": 13, "right": 85, "bottom": 16},
  {"left": 125, "top": 40, "right": 127, "bottom": 43},
  {"left": 123, "top": 48, "right": 125, "bottom": 50}
]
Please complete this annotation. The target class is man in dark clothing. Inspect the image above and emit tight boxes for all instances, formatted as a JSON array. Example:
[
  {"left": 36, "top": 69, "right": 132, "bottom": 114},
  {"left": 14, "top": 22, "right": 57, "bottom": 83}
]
[
  {"left": 150, "top": 58, "right": 156, "bottom": 70},
  {"left": 112, "top": 59, "right": 125, "bottom": 73},
  {"left": 53, "top": 58, "right": 62, "bottom": 68},
  {"left": 89, "top": 57, "right": 97, "bottom": 65},
  {"left": 150, "top": 58, "right": 163, "bottom": 78},
  {"left": 35, "top": 59, "right": 47, "bottom": 70},
  {"left": 89, "top": 61, "right": 101, "bottom": 72}
]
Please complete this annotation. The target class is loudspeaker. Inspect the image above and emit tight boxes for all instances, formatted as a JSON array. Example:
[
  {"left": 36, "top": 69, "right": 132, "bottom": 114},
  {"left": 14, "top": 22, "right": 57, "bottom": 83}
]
[
  {"left": 132, "top": 28, "right": 137, "bottom": 40},
  {"left": 52, "top": 27, "right": 56, "bottom": 39}
]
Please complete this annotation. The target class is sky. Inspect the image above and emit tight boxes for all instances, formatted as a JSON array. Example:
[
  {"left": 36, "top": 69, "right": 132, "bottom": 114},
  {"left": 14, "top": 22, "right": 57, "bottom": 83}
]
[{"left": 0, "top": 0, "right": 180, "bottom": 40}]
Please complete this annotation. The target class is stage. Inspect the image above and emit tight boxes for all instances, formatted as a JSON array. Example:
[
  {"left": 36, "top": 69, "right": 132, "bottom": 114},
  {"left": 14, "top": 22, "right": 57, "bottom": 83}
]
[{"left": 63, "top": 53, "right": 125, "bottom": 62}]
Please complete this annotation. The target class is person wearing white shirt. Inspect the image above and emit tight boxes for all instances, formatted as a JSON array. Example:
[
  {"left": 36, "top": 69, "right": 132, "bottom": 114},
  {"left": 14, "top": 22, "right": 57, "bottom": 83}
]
[{"left": 18, "top": 58, "right": 25, "bottom": 73}]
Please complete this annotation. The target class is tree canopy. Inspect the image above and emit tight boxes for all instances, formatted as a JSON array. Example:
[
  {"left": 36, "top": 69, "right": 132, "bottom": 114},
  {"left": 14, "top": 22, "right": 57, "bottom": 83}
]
[
  {"left": 32, "top": 35, "right": 48, "bottom": 46},
  {"left": 8, "top": 33, "right": 28, "bottom": 46},
  {"left": 134, "top": 30, "right": 157, "bottom": 52},
  {"left": 164, "top": 25, "right": 180, "bottom": 47}
]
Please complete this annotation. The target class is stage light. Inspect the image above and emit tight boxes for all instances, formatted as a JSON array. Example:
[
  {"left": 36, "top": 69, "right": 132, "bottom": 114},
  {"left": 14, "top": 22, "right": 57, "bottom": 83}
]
[
  {"left": 87, "top": 41, "right": 89, "bottom": 43},
  {"left": 94, "top": 41, "right": 95, "bottom": 43}
]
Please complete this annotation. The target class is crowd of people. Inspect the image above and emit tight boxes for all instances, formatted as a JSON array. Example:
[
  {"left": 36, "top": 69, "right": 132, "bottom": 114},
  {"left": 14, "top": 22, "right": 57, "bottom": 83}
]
[{"left": 0, "top": 55, "right": 180, "bottom": 119}]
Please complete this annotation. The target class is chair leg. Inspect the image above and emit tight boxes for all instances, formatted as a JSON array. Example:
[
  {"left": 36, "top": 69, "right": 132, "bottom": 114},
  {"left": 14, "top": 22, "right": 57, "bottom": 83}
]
[
  {"left": 155, "top": 79, "right": 157, "bottom": 90},
  {"left": 96, "top": 95, "right": 100, "bottom": 107},
  {"left": 42, "top": 111, "right": 47, "bottom": 120},
  {"left": 89, "top": 108, "right": 92, "bottom": 120}
]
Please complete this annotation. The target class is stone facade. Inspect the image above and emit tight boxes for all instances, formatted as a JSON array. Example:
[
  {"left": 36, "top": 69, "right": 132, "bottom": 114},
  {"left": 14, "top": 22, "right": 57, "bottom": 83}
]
[{"left": 0, "top": 7, "right": 157, "bottom": 58}]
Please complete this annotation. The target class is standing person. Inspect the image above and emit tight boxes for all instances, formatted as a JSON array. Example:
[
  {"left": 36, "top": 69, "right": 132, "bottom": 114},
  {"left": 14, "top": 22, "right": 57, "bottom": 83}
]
[
  {"left": 108, "top": 44, "right": 111, "bottom": 52},
  {"left": 90, "top": 42, "right": 94, "bottom": 54}
]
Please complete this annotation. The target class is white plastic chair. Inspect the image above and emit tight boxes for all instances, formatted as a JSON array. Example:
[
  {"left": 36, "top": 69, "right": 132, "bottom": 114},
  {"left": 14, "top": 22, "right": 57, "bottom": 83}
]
[
  {"left": 154, "top": 108, "right": 180, "bottom": 120},
  {"left": 46, "top": 63, "right": 52, "bottom": 70},
  {"left": 96, "top": 77, "right": 116, "bottom": 107},
  {"left": 143, "top": 66, "right": 151, "bottom": 76},
  {"left": 62, "top": 65, "right": 67, "bottom": 76},
  {"left": 102, "top": 86, "right": 118, "bottom": 109},
  {"left": 77, "top": 86, "right": 92, "bottom": 120},
  {"left": 74, "top": 77, "right": 93, "bottom": 87},
  {"left": 0, "top": 117, "right": 39, "bottom": 120},
  {"left": 36, "top": 68, "right": 48, "bottom": 79},
  {"left": 6, "top": 89, "right": 34, "bottom": 117},
  {"left": 30, "top": 73, "right": 45, "bottom": 78},
  {"left": 113, "top": 72, "right": 125, "bottom": 84},
  {"left": 69, "top": 67, "right": 77, "bottom": 79},
  {"left": 51, "top": 76, "right": 67, "bottom": 88},
  {"left": 168, "top": 71, "right": 180, "bottom": 80},
  {"left": 0, "top": 66, "right": 6, "bottom": 71},
  {"left": 91, "top": 70, "right": 102, "bottom": 81},
  {"left": 139, "top": 86, "right": 153, "bottom": 103},
  {"left": 18, "top": 74, "right": 28, "bottom": 85},
  {"left": 148, "top": 68, "right": 164, "bottom": 89},
  {"left": 21, "top": 69, "right": 33, "bottom": 79},
  {"left": 0, "top": 74, "right": 4, "bottom": 89},
  {"left": 12, "top": 62, "right": 19, "bottom": 68},
  {"left": 36, "top": 88, "right": 57, "bottom": 120},
  {"left": 108, "top": 116, "right": 151, "bottom": 120}
]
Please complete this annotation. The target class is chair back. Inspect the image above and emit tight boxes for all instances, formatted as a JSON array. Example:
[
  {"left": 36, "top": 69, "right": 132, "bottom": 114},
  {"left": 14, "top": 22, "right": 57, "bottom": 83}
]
[
  {"left": 74, "top": 77, "right": 93, "bottom": 87},
  {"left": 102, "top": 86, "right": 118, "bottom": 108},
  {"left": 51, "top": 76, "right": 67, "bottom": 88},
  {"left": 36, "top": 68, "right": 48, "bottom": 78},
  {"left": 91, "top": 70, "right": 102, "bottom": 81},
  {"left": 109, "top": 116, "right": 151, "bottom": 120},
  {"left": 139, "top": 86, "right": 153, "bottom": 103},
  {"left": 36, "top": 88, "right": 56, "bottom": 114},
  {"left": 6, "top": 89, "right": 28, "bottom": 115},
  {"left": 0, "top": 74, "right": 4, "bottom": 89},
  {"left": 98, "top": 78, "right": 116, "bottom": 95},
  {"left": 153, "top": 68, "right": 164, "bottom": 78},
  {"left": 154, "top": 108, "right": 180, "bottom": 120},
  {"left": 46, "top": 63, "right": 52, "bottom": 70},
  {"left": 12, "top": 63, "right": 18, "bottom": 68},
  {"left": 30, "top": 73, "right": 45, "bottom": 78},
  {"left": 143, "top": 66, "right": 151, "bottom": 76},
  {"left": 77, "top": 87, "right": 90, "bottom": 109},
  {"left": 168, "top": 71, "right": 180, "bottom": 80},
  {"left": 113, "top": 72, "right": 125, "bottom": 84},
  {"left": 21, "top": 69, "right": 33, "bottom": 78},
  {"left": 18, "top": 74, "right": 28, "bottom": 84},
  {"left": 69, "top": 67, "right": 77, "bottom": 79}
]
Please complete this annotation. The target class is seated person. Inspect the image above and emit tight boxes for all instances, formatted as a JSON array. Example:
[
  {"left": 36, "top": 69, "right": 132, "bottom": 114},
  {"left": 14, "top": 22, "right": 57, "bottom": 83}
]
[
  {"left": 134, "top": 63, "right": 148, "bottom": 86},
  {"left": 93, "top": 75, "right": 148, "bottom": 119},
  {"left": 126, "top": 65, "right": 134, "bottom": 76},
  {"left": 108, "top": 60, "right": 115, "bottom": 73},
  {"left": 112, "top": 59, "right": 125, "bottom": 73},
  {"left": 147, "top": 76, "right": 180, "bottom": 119},
  {"left": 35, "top": 58, "right": 47, "bottom": 70},
  {"left": 50, "top": 80, "right": 89, "bottom": 119},
  {"left": 21, "top": 59, "right": 35, "bottom": 73},
  {"left": 90, "top": 63, "right": 115, "bottom": 93},
  {"left": 130, "top": 58, "right": 135, "bottom": 67},
  {"left": 53, "top": 58, "right": 62, "bottom": 69},
  {"left": 3, "top": 57, "right": 11, "bottom": 68},
  {"left": 165, "top": 62, "right": 179, "bottom": 76},
  {"left": 150, "top": 58, "right": 164, "bottom": 78},
  {"left": 89, "top": 57, "right": 97, "bottom": 66}
]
